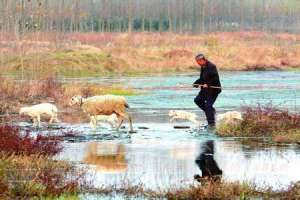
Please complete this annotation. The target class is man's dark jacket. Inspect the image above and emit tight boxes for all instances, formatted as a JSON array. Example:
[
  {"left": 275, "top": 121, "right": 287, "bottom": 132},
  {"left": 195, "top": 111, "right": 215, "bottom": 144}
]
[{"left": 193, "top": 61, "right": 222, "bottom": 95}]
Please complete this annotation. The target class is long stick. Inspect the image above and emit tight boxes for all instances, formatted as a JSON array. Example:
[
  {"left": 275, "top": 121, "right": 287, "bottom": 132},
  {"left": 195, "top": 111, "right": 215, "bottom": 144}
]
[
  {"left": 133, "top": 84, "right": 222, "bottom": 90},
  {"left": 192, "top": 84, "right": 222, "bottom": 89}
]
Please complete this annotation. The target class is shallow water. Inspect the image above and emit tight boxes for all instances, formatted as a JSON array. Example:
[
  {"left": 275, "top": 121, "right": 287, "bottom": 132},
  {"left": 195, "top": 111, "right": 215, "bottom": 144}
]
[{"left": 52, "top": 71, "right": 300, "bottom": 191}]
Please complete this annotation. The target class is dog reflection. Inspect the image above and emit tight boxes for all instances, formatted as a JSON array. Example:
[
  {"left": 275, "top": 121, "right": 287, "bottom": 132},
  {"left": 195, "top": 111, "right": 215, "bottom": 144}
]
[
  {"left": 84, "top": 142, "right": 127, "bottom": 173},
  {"left": 194, "top": 140, "right": 222, "bottom": 182}
]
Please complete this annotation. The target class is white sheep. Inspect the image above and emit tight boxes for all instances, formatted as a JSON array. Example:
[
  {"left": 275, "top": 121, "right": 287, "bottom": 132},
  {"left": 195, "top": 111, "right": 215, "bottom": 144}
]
[
  {"left": 216, "top": 111, "right": 243, "bottom": 126},
  {"left": 19, "top": 103, "right": 59, "bottom": 127},
  {"left": 168, "top": 110, "right": 200, "bottom": 125},
  {"left": 69, "top": 95, "right": 134, "bottom": 132},
  {"left": 94, "top": 113, "right": 119, "bottom": 128}
]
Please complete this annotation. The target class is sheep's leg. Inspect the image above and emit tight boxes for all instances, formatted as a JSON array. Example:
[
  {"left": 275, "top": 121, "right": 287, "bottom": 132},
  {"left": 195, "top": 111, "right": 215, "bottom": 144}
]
[
  {"left": 190, "top": 118, "right": 200, "bottom": 125},
  {"left": 90, "top": 116, "right": 97, "bottom": 129},
  {"left": 36, "top": 115, "right": 41, "bottom": 127},
  {"left": 116, "top": 117, "right": 124, "bottom": 131},
  {"left": 170, "top": 116, "right": 176, "bottom": 122},
  {"left": 127, "top": 114, "right": 134, "bottom": 132},
  {"left": 116, "top": 112, "right": 133, "bottom": 132},
  {"left": 54, "top": 115, "right": 60, "bottom": 123},
  {"left": 49, "top": 114, "right": 54, "bottom": 124},
  {"left": 170, "top": 116, "right": 180, "bottom": 122},
  {"left": 32, "top": 117, "right": 38, "bottom": 127},
  {"left": 89, "top": 120, "right": 94, "bottom": 128},
  {"left": 108, "top": 121, "right": 115, "bottom": 128},
  {"left": 49, "top": 113, "right": 59, "bottom": 124}
]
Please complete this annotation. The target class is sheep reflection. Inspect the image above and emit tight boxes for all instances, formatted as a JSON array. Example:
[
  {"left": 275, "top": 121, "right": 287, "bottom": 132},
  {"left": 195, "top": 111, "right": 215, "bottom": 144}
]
[
  {"left": 84, "top": 142, "right": 127, "bottom": 173},
  {"left": 194, "top": 140, "right": 222, "bottom": 182}
]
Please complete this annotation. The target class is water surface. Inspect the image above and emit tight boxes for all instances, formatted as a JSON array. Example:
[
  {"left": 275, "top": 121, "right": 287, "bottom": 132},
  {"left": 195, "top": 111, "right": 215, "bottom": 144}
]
[{"left": 53, "top": 71, "right": 300, "bottom": 191}]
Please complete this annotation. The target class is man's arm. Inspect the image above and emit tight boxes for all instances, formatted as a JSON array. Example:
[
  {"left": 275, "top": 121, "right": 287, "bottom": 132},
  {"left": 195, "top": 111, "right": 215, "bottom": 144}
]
[
  {"left": 193, "top": 70, "right": 204, "bottom": 87},
  {"left": 193, "top": 79, "right": 202, "bottom": 87}
]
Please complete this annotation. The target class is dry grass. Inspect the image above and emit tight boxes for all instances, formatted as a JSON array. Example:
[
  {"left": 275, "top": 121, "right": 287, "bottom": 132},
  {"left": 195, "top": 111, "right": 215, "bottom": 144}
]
[
  {"left": 1, "top": 32, "right": 300, "bottom": 77},
  {"left": 217, "top": 104, "right": 300, "bottom": 144},
  {"left": 0, "top": 77, "right": 137, "bottom": 117},
  {"left": 0, "top": 124, "right": 84, "bottom": 199},
  {"left": 82, "top": 180, "right": 300, "bottom": 200},
  {"left": 0, "top": 154, "right": 83, "bottom": 199},
  {"left": 273, "top": 129, "right": 300, "bottom": 144}
]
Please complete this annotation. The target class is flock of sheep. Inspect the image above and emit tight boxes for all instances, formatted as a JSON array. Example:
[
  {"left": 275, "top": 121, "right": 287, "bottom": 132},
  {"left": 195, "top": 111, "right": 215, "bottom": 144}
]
[
  {"left": 19, "top": 94, "right": 134, "bottom": 132},
  {"left": 19, "top": 94, "right": 243, "bottom": 132}
]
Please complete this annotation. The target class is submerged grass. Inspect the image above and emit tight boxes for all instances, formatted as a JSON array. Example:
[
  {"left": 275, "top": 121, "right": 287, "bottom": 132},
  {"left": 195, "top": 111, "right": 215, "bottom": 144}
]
[{"left": 217, "top": 104, "right": 300, "bottom": 143}]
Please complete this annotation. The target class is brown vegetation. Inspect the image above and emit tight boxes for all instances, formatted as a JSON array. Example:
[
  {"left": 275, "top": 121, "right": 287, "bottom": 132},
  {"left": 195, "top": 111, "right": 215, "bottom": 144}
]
[
  {"left": 0, "top": 77, "right": 137, "bottom": 124},
  {"left": 217, "top": 104, "right": 300, "bottom": 144},
  {"left": 0, "top": 124, "right": 84, "bottom": 199},
  {"left": 0, "top": 124, "right": 62, "bottom": 156},
  {"left": 1, "top": 32, "right": 300, "bottom": 78},
  {"left": 83, "top": 180, "right": 300, "bottom": 200}
]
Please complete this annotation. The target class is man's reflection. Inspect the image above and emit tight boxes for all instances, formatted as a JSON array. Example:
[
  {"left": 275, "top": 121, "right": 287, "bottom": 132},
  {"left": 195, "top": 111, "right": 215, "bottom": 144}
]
[{"left": 194, "top": 140, "right": 222, "bottom": 182}]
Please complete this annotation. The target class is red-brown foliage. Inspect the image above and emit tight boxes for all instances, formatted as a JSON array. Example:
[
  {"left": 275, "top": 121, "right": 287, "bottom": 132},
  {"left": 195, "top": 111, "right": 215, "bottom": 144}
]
[
  {"left": 37, "top": 168, "right": 80, "bottom": 196},
  {"left": 0, "top": 124, "right": 62, "bottom": 156},
  {"left": 0, "top": 76, "right": 62, "bottom": 101},
  {"left": 241, "top": 103, "right": 300, "bottom": 136}
]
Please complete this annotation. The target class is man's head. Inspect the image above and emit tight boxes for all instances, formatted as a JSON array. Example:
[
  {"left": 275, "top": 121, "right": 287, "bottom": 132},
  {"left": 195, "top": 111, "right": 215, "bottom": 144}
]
[{"left": 195, "top": 54, "right": 207, "bottom": 67}]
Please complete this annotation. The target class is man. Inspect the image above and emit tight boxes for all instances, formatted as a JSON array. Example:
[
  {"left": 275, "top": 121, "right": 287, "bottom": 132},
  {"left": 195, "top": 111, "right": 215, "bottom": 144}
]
[{"left": 193, "top": 54, "right": 221, "bottom": 127}]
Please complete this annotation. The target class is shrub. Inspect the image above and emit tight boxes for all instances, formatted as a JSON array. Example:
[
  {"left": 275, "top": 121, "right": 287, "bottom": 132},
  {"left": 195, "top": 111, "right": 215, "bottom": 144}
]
[
  {"left": 217, "top": 104, "right": 300, "bottom": 142},
  {"left": 0, "top": 124, "right": 62, "bottom": 156},
  {"left": 0, "top": 155, "right": 83, "bottom": 198},
  {"left": 0, "top": 76, "right": 62, "bottom": 102}
]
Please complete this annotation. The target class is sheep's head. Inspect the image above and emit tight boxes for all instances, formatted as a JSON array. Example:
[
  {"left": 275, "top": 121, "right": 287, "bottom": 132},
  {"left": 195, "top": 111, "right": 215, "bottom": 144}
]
[
  {"left": 19, "top": 107, "right": 29, "bottom": 115},
  {"left": 168, "top": 110, "right": 176, "bottom": 117},
  {"left": 216, "top": 113, "right": 225, "bottom": 122},
  {"left": 69, "top": 95, "right": 83, "bottom": 106}
]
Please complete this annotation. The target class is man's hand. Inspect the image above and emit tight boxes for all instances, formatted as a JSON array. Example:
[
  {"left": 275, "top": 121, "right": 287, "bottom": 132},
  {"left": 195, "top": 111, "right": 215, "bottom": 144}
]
[{"left": 193, "top": 84, "right": 208, "bottom": 88}]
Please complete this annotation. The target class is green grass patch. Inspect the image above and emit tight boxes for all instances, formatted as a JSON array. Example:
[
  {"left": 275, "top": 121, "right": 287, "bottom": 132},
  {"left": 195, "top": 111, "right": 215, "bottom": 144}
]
[
  {"left": 3, "top": 49, "right": 128, "bottom": 77},
  {"left": 62, "top": 83, "right": 139, "bottom": 97}
]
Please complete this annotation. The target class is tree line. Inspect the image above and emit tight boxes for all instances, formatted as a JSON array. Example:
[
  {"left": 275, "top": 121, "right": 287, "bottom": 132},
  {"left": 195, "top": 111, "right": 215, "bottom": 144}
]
[{"left": 1, "top": 0, "right": 300, "bottom": 34}]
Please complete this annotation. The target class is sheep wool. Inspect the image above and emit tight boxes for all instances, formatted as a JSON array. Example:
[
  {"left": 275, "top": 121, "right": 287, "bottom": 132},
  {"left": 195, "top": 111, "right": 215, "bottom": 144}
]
[
  {"left": 81, "top": 95, "right": 129, "bottom": 116},
  {"left": 19, "top": 103, "right": 59, "bottom": 127},
  {"left": 70, "top": 95, "right": 134, "bottom": 132}
]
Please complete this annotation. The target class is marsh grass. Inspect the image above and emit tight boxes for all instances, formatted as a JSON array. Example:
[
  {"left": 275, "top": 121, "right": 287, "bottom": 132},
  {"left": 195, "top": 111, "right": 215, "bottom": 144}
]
[
  {"left": 0, "top": 154, "right": 83, "bottom": 199},
  {"left": 217, "top": 104, "right": 300, "bottom": 143},
  {"left": 0, "top": 124, "right": 62, "bottom": 156},
  {"left": 0, "top": 77, "right": 138, "bottom": 115},
  {"left": 2, "top": 32, "right": 300, "bottom": 78},
  {"left": 0, "top": 124, "right": 85, "bottom": 199},
  {"left": 82, "top": 180, "right": 300, "bottom": 200},
  {"left": 0, "top": 76, "right": 62, "bottom": 103}
]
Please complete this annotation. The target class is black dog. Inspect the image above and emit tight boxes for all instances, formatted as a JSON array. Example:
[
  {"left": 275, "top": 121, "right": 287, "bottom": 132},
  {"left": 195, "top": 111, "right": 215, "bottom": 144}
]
[{"left": 194, "top": 140, "right": 222, "bottom": 182}]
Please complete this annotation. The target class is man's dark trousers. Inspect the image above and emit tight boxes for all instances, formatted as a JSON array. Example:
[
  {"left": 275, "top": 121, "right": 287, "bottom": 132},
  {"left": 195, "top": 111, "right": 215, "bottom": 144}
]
[{"left": 194, "top": 90, "right": 218, "bottom": 125}]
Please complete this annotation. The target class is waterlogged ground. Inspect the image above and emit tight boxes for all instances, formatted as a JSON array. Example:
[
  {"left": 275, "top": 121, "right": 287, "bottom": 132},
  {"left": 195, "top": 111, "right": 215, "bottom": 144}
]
[{"left": 41, "top": 71, "right": 300, "bottom": 193}]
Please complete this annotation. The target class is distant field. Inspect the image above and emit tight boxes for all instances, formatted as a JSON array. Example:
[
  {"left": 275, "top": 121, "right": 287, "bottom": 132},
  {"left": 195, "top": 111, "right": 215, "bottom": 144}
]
[{"left": 1, "top": 31, "right": 300, "bottom": 78}]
